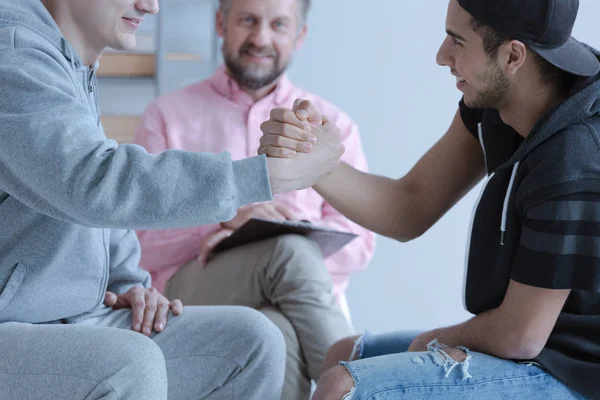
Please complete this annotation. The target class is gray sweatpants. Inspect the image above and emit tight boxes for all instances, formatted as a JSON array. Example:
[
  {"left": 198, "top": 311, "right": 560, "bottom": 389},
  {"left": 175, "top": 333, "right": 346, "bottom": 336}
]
[{"left": 0, "top": 306, "right": 286, "bottom": 399}]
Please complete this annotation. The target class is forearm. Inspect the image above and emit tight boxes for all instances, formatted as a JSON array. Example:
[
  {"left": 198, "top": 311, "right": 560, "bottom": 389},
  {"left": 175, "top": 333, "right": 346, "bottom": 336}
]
[
  {"left": 314, "top": 163, "right": 426, "bottom": 242},
  {"left": 430, "top": 310, "right": 540, "bottom": 360}
]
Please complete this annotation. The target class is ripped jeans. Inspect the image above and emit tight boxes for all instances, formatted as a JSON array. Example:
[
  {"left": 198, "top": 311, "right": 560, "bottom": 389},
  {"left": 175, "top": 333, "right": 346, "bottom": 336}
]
[{"left": 339, "top": 331, "right": 588, "bottom": 400}]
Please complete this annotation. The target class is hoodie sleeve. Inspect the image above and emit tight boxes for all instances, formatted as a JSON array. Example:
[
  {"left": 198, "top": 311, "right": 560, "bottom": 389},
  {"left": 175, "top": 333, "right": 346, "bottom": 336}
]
[
  {"left": 513, "top": 190, "right": 600, "bottom": 293},
  {"left": 0, "top": 48, "right": 272, "bottom": 229}
]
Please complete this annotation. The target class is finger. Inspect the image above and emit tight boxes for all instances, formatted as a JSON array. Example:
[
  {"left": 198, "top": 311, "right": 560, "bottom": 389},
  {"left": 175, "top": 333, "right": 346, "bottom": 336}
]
[
  {"left": 253, "top": 208, "right": 277, "bottom": 221},
  {"left": 207, "top": 229, "right": 233, "bottom": 247},
  {"left": 141, "top": 288, "right": 159, "bottom": 336},
  {"left": 258, "top": 145, "right": 296, "bottom": 158},
  {"left": 269, "top": 107, "right": 312, "bottom": 130},
  {"left": 273, "top": 203, "right": 299, "bottom": 220},
  {"left": 292, "top": 98, "right": 303, "bottom": 112},
  {"left": 169, "top": 299, "right": 184, "bottom": 315},
  {"left": 154, "top": 297, "right": 170, "bottom": 333},
  {"left": 111, "top": 295, "right": 132, "bottom": 310},
  {"left": 295, "top": 99, "right": 323, "bottom": 126},
  {"left": 196, "top": 250, "right": 208, "bottom": 268},
  {"left": 264, "top": 207, "right": 287, "bottom": 221},
  {"left": 261, "top": 120, "right": 316, "bottom": 144},
  {"left": 104, "top": 291, "right": 117, "bottom": 307},
  {"left": 128, "top": 287, "right": 146, "bottom": 332},
  {"left": 204, "top": 230, "right": 233, "bottom": 264},
  {"left": 197, "top": 246, "right": 209, "bottom": 267},
  {"left": 260, "top": 133, "right": 307, "bottom": 154},
  {"left": 264, "top": 204, "right": 288, "bottom": 221}
]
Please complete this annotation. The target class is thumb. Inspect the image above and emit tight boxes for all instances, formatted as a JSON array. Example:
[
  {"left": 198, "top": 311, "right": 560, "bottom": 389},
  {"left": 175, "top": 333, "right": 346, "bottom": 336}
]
[
  {"left": 294, "top": 99, "right": 323, "bottom": 126},
  {"left": 104, "top": 291, "right": 118, "bottom": 307}
]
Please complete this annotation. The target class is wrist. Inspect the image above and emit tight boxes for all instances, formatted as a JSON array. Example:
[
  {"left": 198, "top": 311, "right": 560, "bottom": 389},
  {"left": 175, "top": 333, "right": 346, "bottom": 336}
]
[{"left": 267, "top": 157, "right": 293, "bottom": 195}]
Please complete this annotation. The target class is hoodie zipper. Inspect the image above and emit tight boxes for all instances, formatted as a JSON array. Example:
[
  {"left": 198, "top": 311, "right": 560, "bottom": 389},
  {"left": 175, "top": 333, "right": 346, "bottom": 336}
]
[{"left": 85, "top": 66, "right": 109, "bottom": 308}]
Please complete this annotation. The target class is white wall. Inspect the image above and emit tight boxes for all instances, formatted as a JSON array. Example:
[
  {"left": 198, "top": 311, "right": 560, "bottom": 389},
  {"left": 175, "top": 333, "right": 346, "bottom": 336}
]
[{"left": 285, "top": 0, "right": 600, "bottom": 334}]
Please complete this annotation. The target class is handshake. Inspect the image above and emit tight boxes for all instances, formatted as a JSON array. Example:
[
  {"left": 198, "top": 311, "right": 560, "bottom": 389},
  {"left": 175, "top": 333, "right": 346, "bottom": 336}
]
[{"left": 260, "top": 99, "right": 346, "bottom": 194}]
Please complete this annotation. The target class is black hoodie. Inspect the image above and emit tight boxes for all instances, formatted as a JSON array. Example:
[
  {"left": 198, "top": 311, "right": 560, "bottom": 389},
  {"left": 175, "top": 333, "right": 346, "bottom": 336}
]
[{"left": 460, "top": 48, "right": 600, "bottom": 399}]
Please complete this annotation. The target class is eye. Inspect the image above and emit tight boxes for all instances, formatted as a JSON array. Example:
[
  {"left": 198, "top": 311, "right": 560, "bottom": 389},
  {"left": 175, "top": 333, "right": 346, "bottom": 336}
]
[
  {"left": 241, "top": 16, "right": 255, "bottom": 26},
  {"left": 273, "top": 20, "right": 289, "bottom": 31},
  {"left": 451, "top": 37, "right": 463, "bottom": 47}
]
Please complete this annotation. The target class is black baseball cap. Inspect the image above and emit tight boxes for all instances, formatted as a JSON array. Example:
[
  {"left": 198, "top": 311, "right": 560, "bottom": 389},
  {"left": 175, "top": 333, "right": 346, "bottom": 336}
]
[{"left": 457, "top": 0, "right": 600, "bottom": 77}]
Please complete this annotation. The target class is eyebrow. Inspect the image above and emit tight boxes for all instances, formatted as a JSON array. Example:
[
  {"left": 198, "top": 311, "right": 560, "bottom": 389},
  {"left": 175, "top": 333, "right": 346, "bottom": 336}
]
[
  {"left": 446, "top": 29, "right": 467, "bottom": 42},
  {"left": 237, "top": 11, "right": 292, "bottom": 21}
]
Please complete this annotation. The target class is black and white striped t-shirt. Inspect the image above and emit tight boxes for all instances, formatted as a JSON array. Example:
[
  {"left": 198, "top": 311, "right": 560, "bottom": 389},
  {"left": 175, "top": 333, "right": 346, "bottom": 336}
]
[{"left": 460, "top": 98, "right": 600, "bottom": 400}]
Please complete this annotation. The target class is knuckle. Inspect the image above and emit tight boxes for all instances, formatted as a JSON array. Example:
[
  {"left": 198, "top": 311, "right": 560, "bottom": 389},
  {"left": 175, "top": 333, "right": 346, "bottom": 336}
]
[
  {"left": 300, "top": 99, "right": 312, "bottom": 108},
  {"left": 145, "top": 304, "right": 157, "bottom": 313},
  {"left": 273, "top": 135, "right": 284, "bottom": 146},
  {"left": 271, "top": 107, "right": 284, "bottom": 119},
  {"left": 282, "top": 124, "right": 297, "bottom": 138},
  {"left": 282, "top": 109, "right": 295, "bottom": 122}
]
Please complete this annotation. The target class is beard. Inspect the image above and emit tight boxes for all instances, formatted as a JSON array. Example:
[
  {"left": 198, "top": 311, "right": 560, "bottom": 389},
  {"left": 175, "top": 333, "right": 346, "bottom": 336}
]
[
  {"left": 464, "top": 61, "right": 511, "bottom": 109},
  {"left": 223, "top": 40, "right": 289, "bottom": 90}
]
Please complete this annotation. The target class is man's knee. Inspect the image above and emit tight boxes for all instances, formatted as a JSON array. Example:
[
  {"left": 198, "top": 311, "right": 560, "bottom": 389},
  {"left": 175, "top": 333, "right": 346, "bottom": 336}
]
[
  {"left": 271, "top": 234, "right": 331, "bottom": 278},
  {"left": 324, "top": 335, "right": 362, "bottom": 370},
  {"left": 109, "top": 331, "right": 167, "bottom": 395},
  {"left": 235, "top": 307, "right": 287, "bottom": 364},
  {"left": 313, "top": 365, "right": 355, "bottom": 400}
]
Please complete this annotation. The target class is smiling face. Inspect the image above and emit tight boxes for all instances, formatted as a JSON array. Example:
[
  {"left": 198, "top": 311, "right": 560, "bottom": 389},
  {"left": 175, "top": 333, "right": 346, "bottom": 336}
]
[
  {"left": 436, "top": 0, "right": 511, "bottom": 109},
  {"left": 66, "top": 0, "right": 159, "bottom": 52},
  {"left": 217, "top": 0, "right": 307, "bottom": 90}
]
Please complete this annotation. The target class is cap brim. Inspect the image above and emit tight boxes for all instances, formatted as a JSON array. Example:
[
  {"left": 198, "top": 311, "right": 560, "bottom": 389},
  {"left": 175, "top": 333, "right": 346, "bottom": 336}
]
[{"left": 529, "top": 37, "right": 600, "bottom": 77}]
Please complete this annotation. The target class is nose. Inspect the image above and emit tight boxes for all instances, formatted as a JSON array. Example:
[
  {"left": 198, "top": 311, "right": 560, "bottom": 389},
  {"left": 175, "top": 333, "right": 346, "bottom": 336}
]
[
  {"left": 436, "top": 36, "right": 452, "bottom": 67},
  {"left": 136, "top": 0, "right": 159, "bottom": 15},
  {"left": 249, "top": 22, "right": 271, "bottom": 48}
]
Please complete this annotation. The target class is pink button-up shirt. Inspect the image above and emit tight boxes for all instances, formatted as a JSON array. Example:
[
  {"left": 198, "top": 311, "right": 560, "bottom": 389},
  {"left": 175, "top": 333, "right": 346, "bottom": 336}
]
[{"left": 134, "top": 66, "right": 375, "bottom": 319}]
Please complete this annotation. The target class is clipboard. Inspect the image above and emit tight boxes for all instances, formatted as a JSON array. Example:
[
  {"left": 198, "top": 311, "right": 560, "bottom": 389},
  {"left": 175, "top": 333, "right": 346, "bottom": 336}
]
[{"left": 212, "top": 218, "right": 358, "bottom": 258}]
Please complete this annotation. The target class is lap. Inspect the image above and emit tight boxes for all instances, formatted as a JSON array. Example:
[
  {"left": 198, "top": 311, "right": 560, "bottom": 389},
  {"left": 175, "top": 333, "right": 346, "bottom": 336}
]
[
  {"left": 345, "top": 331, "right": 585, "bottom": 400},
  {"left": 0, "top": 321, "right": 164, "bottom": 400},
  {"left": 80, "top": 305, "right": 277, "bottom": 363},
  {"left": 79, "top": 305, "right": 285, "bottom": 399}
]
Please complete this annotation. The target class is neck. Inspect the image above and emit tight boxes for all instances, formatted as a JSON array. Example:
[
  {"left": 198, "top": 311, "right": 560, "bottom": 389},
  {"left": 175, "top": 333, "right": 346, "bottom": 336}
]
[
  {"left": 498, "top": 80, "right": 567, "bottom": 138},
  {"left": 225, "top": 68, "right": 281, "bottom": 102},
  {"left": 246, "top": 82, "right": 279, "bottom": 102},
  {"left": 42, "top": 0, "right": 103, "bottom": 66}
]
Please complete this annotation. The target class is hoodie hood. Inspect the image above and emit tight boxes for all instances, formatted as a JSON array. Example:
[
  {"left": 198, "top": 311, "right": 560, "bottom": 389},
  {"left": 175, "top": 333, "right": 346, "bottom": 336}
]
[
  {"left": 492, "top": 46, "right": 600, "bottom": 243},
  {"left": 503, "top": 46, "right": 600, "bottom": 168},
  {"left": 0, "top": 0, "right": 82, "bottom": 68}
]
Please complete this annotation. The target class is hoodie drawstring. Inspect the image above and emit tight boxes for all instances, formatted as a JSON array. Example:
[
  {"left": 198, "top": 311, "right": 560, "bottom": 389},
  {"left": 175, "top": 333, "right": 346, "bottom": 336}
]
[{"left": 500, "top": 161, "right": 520, "bottom": 245}]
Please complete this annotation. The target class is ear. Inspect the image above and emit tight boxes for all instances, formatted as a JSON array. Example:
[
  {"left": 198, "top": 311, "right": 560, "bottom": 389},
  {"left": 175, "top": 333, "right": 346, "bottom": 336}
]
[
  {"left": 503, "top": 40, "right": 528, "bottom": 76},
  {"left": 216, "top": 9, "right": 226, "bottom": 38},
  {"left": 295, "top": 24, "right": 308, "bottom": 50}
]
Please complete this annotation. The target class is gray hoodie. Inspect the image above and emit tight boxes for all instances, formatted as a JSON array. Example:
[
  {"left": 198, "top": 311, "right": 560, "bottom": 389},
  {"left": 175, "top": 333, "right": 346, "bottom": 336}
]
[{"left": 0, "top": 0, "right": 272, "bottom": 324}]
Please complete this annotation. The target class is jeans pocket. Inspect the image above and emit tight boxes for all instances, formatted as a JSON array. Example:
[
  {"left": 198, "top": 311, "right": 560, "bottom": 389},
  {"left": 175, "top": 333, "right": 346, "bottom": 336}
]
[{"left": 0, "top": 263, "right": 28, "bottom": 312}]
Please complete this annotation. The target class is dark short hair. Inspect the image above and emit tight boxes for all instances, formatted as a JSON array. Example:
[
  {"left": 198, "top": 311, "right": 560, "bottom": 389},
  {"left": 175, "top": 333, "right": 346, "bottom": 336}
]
[{"left": 469, "top": 16, "right": 572, "bottom": 88}]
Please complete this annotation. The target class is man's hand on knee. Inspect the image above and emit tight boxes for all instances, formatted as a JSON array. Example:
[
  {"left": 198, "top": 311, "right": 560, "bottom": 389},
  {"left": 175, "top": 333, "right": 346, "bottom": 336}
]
[{"left": 105, "top": 287, "right": 183, "bottom": 336}]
